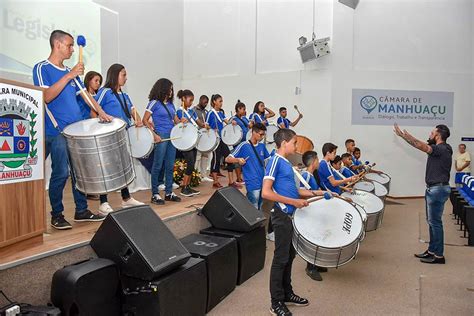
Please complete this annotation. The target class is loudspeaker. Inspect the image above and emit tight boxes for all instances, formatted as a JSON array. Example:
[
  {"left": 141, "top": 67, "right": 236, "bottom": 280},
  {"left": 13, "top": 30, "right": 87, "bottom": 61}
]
[
  {"left": 51, "top": 258, "right": 121, "bottom": 316},
  {"left": 121, "top": 257, "right": 207, "bottom": 316},
  {"left": 90, "top": 205, "right": 191, "bottom": 280},
  {"left": 180, "top": 234, "right": 238, "bottom": 312},
  {"left": 202, "top": 186, "right": 266, "bottom": 232},
  {"left": 200, "top": 225, "right": 266, "bottom": 285},
  {"left": 339, "top": 0, "right": 359, "bottom": 9}
]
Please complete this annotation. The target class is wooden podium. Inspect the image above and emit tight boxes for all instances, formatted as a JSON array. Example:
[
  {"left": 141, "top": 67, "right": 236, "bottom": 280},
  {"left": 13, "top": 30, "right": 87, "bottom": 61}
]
[{"left": 0, "top": 79, "right": 45, "bottom": 248}]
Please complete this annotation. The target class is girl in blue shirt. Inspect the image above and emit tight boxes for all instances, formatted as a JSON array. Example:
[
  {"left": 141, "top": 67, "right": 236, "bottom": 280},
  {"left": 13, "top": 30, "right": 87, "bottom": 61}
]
[
  {"left": 95, "top": 64, "right": 144, "bottom": 214},
  {"left": 77, "top": 71, "right": 102, "bottom": 119},
  {"left": 249, "top": 101, "right": 275, "bottom": 126},
  {"left": 142, "top": 78, "right": 184, "bottom": 205}
]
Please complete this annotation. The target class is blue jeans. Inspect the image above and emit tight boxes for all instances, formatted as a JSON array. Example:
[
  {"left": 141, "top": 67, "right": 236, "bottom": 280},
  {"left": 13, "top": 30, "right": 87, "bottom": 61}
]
[
  {"left": 425, "top": 185, "right": 450, "bottom": 256},
  {"left": 151, "top": 132, "right": 176, "bottom": 195},
  {"left": 246, "top": 189, "right": 262, "bottom": 210},
  {"left": 46, "top": 134, "right": 88, "bottom": 217}
]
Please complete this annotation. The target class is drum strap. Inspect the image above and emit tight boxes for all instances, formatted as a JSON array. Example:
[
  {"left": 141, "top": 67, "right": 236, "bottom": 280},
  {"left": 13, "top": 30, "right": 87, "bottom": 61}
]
[
  {"left": 248, "top": 141, "right": 264, "bottom": 167},
  {"left": 161, "top": 102, "right": 174, "bottom": 123},
  {"left": 211, "top": 109, "right": 223, "bottom": 123},
  {"left": 112, "top": 90, "right": 132, "bottom": 119},
  {"left": 293, "top": 167, "right": 311, "bottom": 190},
  {"left": 180, "top": 107, "right": 198, "bottom": 127},
  {"left": 330, "top": 165, "right": 347, "bottom": 179}
]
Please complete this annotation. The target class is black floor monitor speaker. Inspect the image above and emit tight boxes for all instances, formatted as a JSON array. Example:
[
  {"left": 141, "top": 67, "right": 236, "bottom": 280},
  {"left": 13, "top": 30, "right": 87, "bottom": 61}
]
[
  {"left": 201, "top": 186, "right": 266, "bottom": 232},
  {"left": 180, "top": 234, "right": 238, "bottom": 312},
  {"left": 121, "top": 257, "right": 207, "bottom": 316},
  {"left": 90, "top": 205, "right": 191, "bottom": 280},
  {"left": 51, "top": 258, "right": 121, "bottom": 316},
  {"left": 200, "top": 225, "right": 266, "bottom": 285}
]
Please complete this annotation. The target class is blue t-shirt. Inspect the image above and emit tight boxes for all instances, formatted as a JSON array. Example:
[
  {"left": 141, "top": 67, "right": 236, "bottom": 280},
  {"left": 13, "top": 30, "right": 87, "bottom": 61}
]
[
  {"left": 146, "top": 100, "right": 176, "bottom": 135},
  {"left": 352, "top": 155, "right": 362, "bottom": 173},
  {"left": 340, "top": 166, "right": 355, "bottom": 178},
  {"left": 206, "top": 110, "right": 225, "bottom": 135},
  {"left": 277, "top": 117, "right": 291, "bottom": 129},
  {"left": 264, "top": 154, "right": 299, "bottom": 215},
  {"left": 176, "top": 108, "right": 198, "bottom": 125},
  {"left": 249, "top": 113, "right": 267, "bottom": 126},
  {"left": 299, "top": 170, "right": 319, "bottom": 190},
  {"left": 76, "top": 95, "right": 91, "bottom": 120},
  {"left": 232, "top": 115, "right": 250, "bottom": 138},
  {"left": 96, "top": 88, "right": 134, "bottom": 126},
  {"left": 230, "top": 141, "right": 269, "bottom": 191},
  {"left": 32, "top": 60, "right": 84, "bottom": 136},
  {"left": 318, "top": 160, "right": 341, "bottom": 194}
]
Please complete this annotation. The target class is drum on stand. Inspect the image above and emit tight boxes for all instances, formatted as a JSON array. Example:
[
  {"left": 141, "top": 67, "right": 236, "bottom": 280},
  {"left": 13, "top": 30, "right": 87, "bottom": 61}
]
[
  {"left": 365, "top": 172, "right": 391, "bottom": 193},
  {"left": 373, "top": 181, "right": 388, "bottom": 201},
  {"left": 171, "top": 123, "right": 199, "bottom": 151},
  {"left": 342, "top": 190, "right": 385, "bottom": 232},
  {"left": 353, "top": 181, "right": 375, "bottom": 194},
  {"left": 292, "top": 197, "right": 364, "bottom": 268},
  {"left": 196, "top": 129, "right": 220, "bottom": 153},
  {"left": 127, "top": 126, "right": 154, "bottom": 158},
  {"left": 221, "top": 124, "right": 243, "bottom": 146},
  {"left": 63, "top": 118, "right": 135, "bottom": 195},
  {"left": 265, "top": 124, "right": 280, "bottom": 143}
]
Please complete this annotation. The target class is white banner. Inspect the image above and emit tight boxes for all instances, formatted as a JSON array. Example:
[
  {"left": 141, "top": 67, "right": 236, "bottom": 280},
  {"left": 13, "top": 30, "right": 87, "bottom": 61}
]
[
  {"left": 352, "top": 89, "right": 454, "bottom": 127},
  {"left": 0, "top": 82, "right": 44, "bottom": 184}
]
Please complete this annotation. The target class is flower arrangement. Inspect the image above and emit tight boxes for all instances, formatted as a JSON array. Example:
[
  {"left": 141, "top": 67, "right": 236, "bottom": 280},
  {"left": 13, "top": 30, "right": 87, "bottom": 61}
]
[{"left": 173, "top": 159, "right": 202, "bottom": 187}]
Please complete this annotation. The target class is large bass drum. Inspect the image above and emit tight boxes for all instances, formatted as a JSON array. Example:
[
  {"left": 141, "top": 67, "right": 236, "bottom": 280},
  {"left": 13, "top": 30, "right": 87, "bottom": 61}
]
[
  {"left": 63, "top": 118, "right": 135, "bottom": 195},
  {"left": 342, "top": 190, "right": 385, "bottom": 232},
  {"left": 292, "top": 197, "right": 364, "bottom": 268}
]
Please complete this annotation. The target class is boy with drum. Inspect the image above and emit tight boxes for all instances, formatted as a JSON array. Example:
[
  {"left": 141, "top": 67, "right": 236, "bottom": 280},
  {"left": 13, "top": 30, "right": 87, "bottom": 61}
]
[
  {"left": 277, "top": 107, "right": 303, "bottom": 129},
  {"left": 318, "top": 143, "right": 357, "bottom": 194}
]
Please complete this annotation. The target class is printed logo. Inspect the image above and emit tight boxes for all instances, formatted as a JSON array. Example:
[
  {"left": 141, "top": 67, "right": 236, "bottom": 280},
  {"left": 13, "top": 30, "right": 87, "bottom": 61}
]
[{"left": 360, "top": 95, "right": 377, "bottom": 114}]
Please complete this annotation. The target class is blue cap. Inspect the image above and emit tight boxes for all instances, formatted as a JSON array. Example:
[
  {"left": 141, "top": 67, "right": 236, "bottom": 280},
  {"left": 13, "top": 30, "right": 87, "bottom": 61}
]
[{"left": 77, "top": 35, "right": 86, "bottom": 46}]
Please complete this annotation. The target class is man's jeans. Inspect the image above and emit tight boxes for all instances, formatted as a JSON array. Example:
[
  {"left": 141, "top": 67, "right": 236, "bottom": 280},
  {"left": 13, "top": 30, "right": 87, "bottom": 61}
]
[
  {"left": 425, "top": 185, "right": 450, "bottom": 256},
  {"left": 246, "top": 189, "right": 262, "bottom": 210},
  {"left": 46, "top": 134, "right": 88, "bottom": 217}
]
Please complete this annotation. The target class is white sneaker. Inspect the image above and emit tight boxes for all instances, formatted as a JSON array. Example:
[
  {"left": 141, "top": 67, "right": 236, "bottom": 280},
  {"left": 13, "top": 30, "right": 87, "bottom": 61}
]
[
  {"left": 266, "top": 232, "right": 275, "bottom": 242},
  {"left": 159, "top": 183, "right": 180, "bottom": 190},
  {"left": 173, "top": 182, "right": 179, "bottom": 190},
  {"left": 98, "top": 202, "right": 114, "bottom": 216},
  {"left": 121, "top": 197, "right": 145, "bottom": 208},
  {"left": 201, "top": 176, "right": 214, "bottom": 182}
]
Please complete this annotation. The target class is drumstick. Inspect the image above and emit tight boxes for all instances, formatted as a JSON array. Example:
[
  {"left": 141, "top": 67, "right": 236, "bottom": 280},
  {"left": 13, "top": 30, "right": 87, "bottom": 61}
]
[
  {"left": 157, "top": 136, "right": 181, "bottom": 143},
  {"left": 294, "top": 105, "right": 302, "bottom": 115}
]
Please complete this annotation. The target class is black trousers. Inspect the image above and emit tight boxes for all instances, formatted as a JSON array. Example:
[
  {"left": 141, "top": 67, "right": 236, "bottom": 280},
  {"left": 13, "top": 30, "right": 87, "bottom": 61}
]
[
  {"left": 270, "top": 204, "right": 295, "bottom": 303},
  {"left": 100, "top": 188, "right": 130, "bottom": 204},
  {"left": 181, "top": 148, "right": 197, "bottom": 176},
  {"left": 211, "top": 141, "right": 230, "bottom": 173}
]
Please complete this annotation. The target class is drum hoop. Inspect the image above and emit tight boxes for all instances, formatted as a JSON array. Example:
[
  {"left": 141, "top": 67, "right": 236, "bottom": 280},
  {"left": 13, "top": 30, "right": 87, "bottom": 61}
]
[{"left": 63, "top": 119, "right": 127, "bottom": 139}]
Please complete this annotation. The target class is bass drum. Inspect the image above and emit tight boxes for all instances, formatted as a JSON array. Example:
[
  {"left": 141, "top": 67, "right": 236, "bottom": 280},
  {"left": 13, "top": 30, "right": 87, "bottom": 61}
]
[
  {"left": 127, "top": 126, "right": 154, "bottom": 158},
  {"left": 171, "top": 123, "right": 199, "bottom": 151},
  {"left": 196, "top": 129, "right": 220, "bottom": 153},
  {"left": 342, "top": 190, "right": 384, "bottom": 232},
  {"left": 63, "top": 118, "right": 135, "bottom": 195},
  {"left": 221, "top": 124, "right": 243, "bottom": 146},
  {"left": 292, "top": 197, "right": 364, "bottom": 268}
]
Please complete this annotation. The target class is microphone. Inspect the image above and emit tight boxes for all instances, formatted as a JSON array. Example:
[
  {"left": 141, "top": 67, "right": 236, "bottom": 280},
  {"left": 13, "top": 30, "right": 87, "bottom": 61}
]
[{"left": 77, "top": 35, "right": 86, "bottom": 64}]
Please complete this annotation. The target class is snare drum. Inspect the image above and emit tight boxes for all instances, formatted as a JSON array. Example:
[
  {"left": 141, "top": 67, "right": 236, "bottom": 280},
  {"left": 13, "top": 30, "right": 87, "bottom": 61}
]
[
  {"left": 221, "top": 124, "right": 243, "bottom": 146},
  {"left": 365, "top": 172, "right": 391, "bottom": 192},
  {"left": 373, "top": 181, "right": 388, "bottom": 200},
  {"left": 196, "top": 129, "right": 220, "bottom": 153},
  {"left": 342, "top": 190, "right": 384, "bottom": 231},
  {"left": 353, "top": 181, "right": 375, "bottom": 193},
  {"left": 292, "top": 197, "right": 364, "bottom": 268},
  {"left": 171, "top": 123, "right": 199, "bottom": 151},
  {"left": 265, "top": 124, "right": 280, "bottom": 143},
  {"left": 127, "top": 126, "right": 154, "bottom": 158}
]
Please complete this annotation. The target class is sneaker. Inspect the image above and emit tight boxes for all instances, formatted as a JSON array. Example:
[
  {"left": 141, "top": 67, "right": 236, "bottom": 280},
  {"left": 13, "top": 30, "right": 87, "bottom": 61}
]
[
  {"left": 266, "top": 232, "right": 275, "bottom": 242},
  {"left": 270, "top": 301, "right": 292, "bottom": 316},
  {"left": 180, "top": 186, "right": 194, "bottom": 197},
  {"left": 201, "top": 176, "right": 214, "bottom": 182},
  {"left": 284, "top": 293, "right": 309, "bottom": 307},
  {"left": 189, "top": 187, "right": 201, "bottom": 196},
  {"left": 151, "top": 194, "right": 165, "bottom": 205},
  {"left": 305, "top": 266, "right": 323, "bottom": 281},
  {"left": 316, "top": 266, "right": 328, "bottom": 272},
  {"left": 159, "top": 183, "right": 180, "bottom": 191},
  {"left": 51, "top": 216, "right": 72, "bottom": 230},
  {"left": 74, "top": 210, "right": 105, "bottom": 222},
  {"left": 98, "top": 202, "right": 114, "bottom": 216},
  {"left": 165, "top": 192, "right": 181, "bottom": 202},
  {"left": 121, "top": 197, "right": 144, "bottom": 208},
  {"left": 173, "top": 182, "right": 179, "bottom": 190}
]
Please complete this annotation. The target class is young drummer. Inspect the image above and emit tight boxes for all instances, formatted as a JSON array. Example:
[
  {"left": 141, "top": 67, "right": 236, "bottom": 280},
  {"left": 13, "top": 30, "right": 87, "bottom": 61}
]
[
  {"left": 225, "top": 123, "right": 268, "bottom": 209},
  {"left": 249, "top": 101, "right": 275, "bottom": 126},
  {"left": 277, "top": 107, "right": 303, "bottom": 129},
  {"left": 318, "top": 143, "right": 357, "bottom": 194},
  {"left": 262, "top": 128, "right": 327, "bottom": 316},
  {"left": 340, "top": 153, "right": 356, "bottom": 178}
]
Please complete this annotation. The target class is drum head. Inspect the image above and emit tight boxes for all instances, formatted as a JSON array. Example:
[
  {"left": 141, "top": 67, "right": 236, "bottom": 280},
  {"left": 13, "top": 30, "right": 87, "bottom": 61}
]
[
  {"left": 342, "top": 190, "right": 384, "bottom": 215},
  {"left": 197, "top": 129, "right": 219, "bottom": 152},
  {"left": 63, "top": 118, "right": 126, "bottom": 137},
  {"left": 127, "top": 126, "right": 154, "bottom": 158},
  {"left": 354, "top": 181, "right": 375, "bottom": 192},
  {"left": 373, "top": 181, "right": 388, "bottom": 197},
  {"left": 293, "top": 198, "right": 363, "bottom": 248},
  {"left": 266, "top": 124, "right": 279, "bottom": 143},
  {"left": 365, "top": 173, "right": 391, "bottom": 184},
  {"left": 171, "top": 123, "right": 199, "bottom": 151},
  {"left": 221, "top": 124, "right": 243, "bottom": 146}
]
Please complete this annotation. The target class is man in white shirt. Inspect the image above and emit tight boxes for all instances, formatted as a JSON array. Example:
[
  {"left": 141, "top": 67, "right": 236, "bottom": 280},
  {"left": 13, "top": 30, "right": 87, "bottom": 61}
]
[{"left": 454, "top": 143, "right": 471, "bottom": 186}]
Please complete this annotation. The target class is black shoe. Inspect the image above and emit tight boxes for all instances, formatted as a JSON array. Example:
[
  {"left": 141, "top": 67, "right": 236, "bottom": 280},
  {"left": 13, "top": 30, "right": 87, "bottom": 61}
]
[
  {"left": 306, "top": 267, "right": 323, "bottom": 281},
  {"left": 165, "top": 192, "right": 181, "bottom": 202},
  {"left": 284, "top": 293, "right": 309, "bottom": 307},
  {"left": 414, "top": 250, "right": 434, "bottom": 259},
  {"left": 51, "top": 216, "right": 72, "bottom": 230},
  {"left": 151, "top": 194, "right": 165, "bottom": 205},
  {"left": 270, "top": 301, "right": 292, "bottom": 316},
  {"left": 189, "top": 186, "right": 200, "bottom": 196},
  {"left": 420, "top": 256, "right": 445, "bottom": 264},
  {"left": 316, "top": 266, "right": 328, "bottom": 272},
  {"left": 180, "top": 186, "right": 194, "bottom": 197},
  {"left": 74, "top": 210, "right": 105, "bottom": 222}
]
